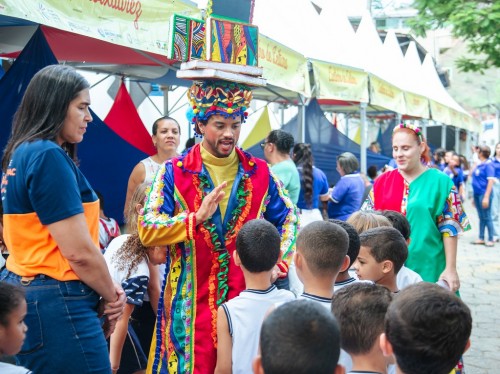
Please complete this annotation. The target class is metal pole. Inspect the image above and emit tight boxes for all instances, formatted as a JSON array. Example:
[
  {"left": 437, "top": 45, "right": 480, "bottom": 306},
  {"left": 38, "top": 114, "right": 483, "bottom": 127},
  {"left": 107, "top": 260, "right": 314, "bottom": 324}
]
[
  {"left": 441, "top": 123, "right": 447, "bottom": 149},
  {"left": 162, "top": 85, "right": 169, "bottom": 116},
  {"left": 422, "top": 120, "right": 428, "bottom": 140},
  {"left": 346, "top": 114, "right": 349, "bottom": 140},
  {"left": 281, "top": 104, "right": 285, "bottom": 127},
  {"left": 454, "top": 127, "right": 460, "bottom": 153},
  {"left": 360, "top": 102, "right": 368, "bottom": 175}
]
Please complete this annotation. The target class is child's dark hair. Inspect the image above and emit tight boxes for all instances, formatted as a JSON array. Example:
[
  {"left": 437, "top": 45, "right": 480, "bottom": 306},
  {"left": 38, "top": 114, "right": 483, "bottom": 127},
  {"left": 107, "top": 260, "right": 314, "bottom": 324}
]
[
  {"left": 236, "top": 219, "right": 280, "bottom": 273},
  {"left": 95, "top": 190, "right": 105, "bottom": 211},
  {"left": 297, "top": 221, "right": 348, "bottom": 276},
  {"left": 260, "top": 300, "right": 341, "bottom": 374},
  {"left": 0, "top": 282, "right": 25, "bottom": 326},
  {"left": 385, "top": 283, "right": 472, "bottom": 374},
  {"left": 379, "top": 210, "right": 411, "bottom": 241},
  {"left": 359, "top": 227, "right": 408, "bottom": 273},
  {"left": 332, "top": 282, "right": 392, "bottom": 355},
  {"left": 329, "top": 219, "right": 360, "bottom": 269}
]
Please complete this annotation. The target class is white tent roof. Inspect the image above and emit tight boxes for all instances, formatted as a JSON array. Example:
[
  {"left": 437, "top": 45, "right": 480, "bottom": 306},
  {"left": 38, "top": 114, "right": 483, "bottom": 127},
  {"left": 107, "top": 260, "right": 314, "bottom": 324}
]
[
  {"left": 312, "top": 1, "right": 360, "bottom": 69},
  {"left": 354, "top": 10, "right": 383, "bottom": 75},
  {"left": 421, "top": 53, "right": 469, "bottom": 115},
  {"left": 402, "top": 41, "right": 428, "bottom": 97},
  {"left": 253, "top": 0, "right": 320, "bottom": 57},
  {"left": 381, "top": 30, "right": 407, "bottom": 89}
]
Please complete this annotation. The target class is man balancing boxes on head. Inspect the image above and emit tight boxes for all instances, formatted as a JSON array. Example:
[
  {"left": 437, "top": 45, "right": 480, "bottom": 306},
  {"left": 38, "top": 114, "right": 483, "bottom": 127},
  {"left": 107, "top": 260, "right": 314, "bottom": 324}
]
[{"left": 138, "top": 15, "right": 299, "bottom": 374}]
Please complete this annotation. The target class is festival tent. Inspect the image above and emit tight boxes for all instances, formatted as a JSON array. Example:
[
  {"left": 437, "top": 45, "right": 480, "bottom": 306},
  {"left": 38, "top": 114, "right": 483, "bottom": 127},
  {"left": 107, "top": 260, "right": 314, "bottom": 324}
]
[
  {"left": 309, "top": 1, "right": 370, "bottom": 111},
  {"left": 354, "top": 11, "right": 406, "bottom": 115},
  {"left": 402, "top": 40, "right": 432, "bottom": 119},
  {"left": 247, "top": 99, "right": 391, "bottom": 185},
  {"left": 0, "top": 28, "right": 151, "bottom": 224}
]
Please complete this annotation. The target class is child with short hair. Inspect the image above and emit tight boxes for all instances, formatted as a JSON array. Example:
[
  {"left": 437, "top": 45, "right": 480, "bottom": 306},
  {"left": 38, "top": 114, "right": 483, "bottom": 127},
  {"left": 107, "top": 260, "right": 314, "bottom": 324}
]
[
  {"left": 379, "top": 210, "right": 423, "bottom": 289},
  {"left": 215, "top": 219, "right": 295, "bottom": 374},
  {"left": 347, "top": 210, "right": 391, "bottom": 234},
  {"left": 380, "top": 282, "right": 472, "bottom": 374},
  {"left": 0, "top": 282, "right": 31, "bottom": 374},
  {"left": 331, "top": 282, "right": 393, "bottom": 374},
  {"left": 328, "top": 219, "right": 362, "bottom": 291},
  {"left": 253, "top": 300, "right": 344, "bottom": 374},
  {"left": 354, "top": 227, "right": 408, "bottom": 293},
  {"left": 104, "top": 183, "right": 168, "bottom": 374},
  {"left": 295, "top": 221, "right": 349, "bottom": 307}
]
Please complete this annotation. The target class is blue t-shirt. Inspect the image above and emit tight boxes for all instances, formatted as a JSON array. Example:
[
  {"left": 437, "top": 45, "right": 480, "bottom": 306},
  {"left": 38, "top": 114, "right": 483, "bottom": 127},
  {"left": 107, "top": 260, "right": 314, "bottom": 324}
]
[
  {"left": 491, "top": 157, "right": 500, "bottom": 180},
  {"left": 327, "top": 173, "right": 365, "bottom": 220},
  {"left": 472, "top": 160, "right": 495, "bottom": 195},
  {"left": 296, "top": 166, "right": 329, "bottom": 210},
  {"left": 443, "top": 166, "right": 464, "bottom": 193}
]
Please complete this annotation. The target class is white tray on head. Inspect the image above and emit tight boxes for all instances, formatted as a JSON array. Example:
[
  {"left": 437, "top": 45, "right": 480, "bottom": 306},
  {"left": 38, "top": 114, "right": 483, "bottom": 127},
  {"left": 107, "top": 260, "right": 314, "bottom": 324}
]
[
  {"left": 180, "top": 60, "right": 263, "bottom": 77},
  {"left": 176, "top": 68, "right": 267, "bottom": 87}
]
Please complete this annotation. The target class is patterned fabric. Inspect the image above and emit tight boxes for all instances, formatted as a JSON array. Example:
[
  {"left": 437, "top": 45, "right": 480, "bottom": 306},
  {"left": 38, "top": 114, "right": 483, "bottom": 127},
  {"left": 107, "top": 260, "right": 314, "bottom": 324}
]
[
  {"left": 138, "top": 144, "right": 298, "bottom": 374},
  {"left": 186, "top": 80, "right": 252, "bottom": 124},
  {"left": 122, "top": 275, "right": 149, "bottom": 306},
  {"left": 366, "top": 169, "right": 470, "bottom": 282}
]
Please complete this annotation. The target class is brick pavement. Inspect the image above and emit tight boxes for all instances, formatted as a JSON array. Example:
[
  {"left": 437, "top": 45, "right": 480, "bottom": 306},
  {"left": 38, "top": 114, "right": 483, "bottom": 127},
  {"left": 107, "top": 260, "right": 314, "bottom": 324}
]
[{"left": 459, "top": 201, "right": 500, "bottom": 373}]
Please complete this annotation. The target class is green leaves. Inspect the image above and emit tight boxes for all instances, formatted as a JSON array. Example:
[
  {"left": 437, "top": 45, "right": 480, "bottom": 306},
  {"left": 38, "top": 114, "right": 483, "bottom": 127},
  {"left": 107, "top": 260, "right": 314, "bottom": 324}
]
[{"left": 410, "top": 0, "right": 499, "bottom": 72}]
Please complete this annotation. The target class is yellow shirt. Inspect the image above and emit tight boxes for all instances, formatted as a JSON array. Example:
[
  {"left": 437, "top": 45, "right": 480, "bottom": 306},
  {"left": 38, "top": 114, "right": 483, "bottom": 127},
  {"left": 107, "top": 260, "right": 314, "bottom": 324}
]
[{"left": 200, "top": 144, "right": 238, "bottom": 219}]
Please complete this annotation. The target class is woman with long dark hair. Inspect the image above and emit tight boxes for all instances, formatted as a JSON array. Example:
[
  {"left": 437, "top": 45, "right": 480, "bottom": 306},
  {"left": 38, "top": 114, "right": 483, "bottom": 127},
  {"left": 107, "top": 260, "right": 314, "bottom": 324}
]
[
  {"left": 292, "top": 143, "right": 330, "bottom": 227},
  {"left": 0, "top": 65, "right": 125, "bottom": 373}
]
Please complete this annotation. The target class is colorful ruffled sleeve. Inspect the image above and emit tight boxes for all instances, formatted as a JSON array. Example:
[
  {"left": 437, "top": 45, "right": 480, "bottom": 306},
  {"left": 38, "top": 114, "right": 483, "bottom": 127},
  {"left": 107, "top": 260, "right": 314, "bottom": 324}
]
[
  {"left": 361, "top": 188, "right": 375, "bottom": 211},
  {"left": 138, "top": 162, "right": 190, "bottom": 246},
  {"left": 437, "top": 186, "right": 471, "bottom": 237},
  {"left": 263, "top": 171, "right": 299, "bottom": 268}
]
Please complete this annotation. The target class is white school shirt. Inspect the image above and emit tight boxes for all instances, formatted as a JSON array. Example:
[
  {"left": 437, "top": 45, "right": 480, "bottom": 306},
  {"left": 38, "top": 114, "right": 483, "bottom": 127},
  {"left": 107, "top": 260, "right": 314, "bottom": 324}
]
[{"left": 222, "top": 285, "right": 295, "bottom": 374}]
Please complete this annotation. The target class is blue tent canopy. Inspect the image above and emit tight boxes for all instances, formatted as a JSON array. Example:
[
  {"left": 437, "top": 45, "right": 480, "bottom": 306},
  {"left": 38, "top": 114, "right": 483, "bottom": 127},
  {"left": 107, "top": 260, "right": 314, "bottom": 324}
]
[{"left": 0, "top": 28, "right": 148, "bottom": 224}]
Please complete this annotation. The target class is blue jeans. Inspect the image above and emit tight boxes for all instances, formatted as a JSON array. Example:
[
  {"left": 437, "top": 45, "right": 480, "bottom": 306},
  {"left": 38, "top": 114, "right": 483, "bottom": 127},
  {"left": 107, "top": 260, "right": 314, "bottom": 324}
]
[
  {"left": 491, "top": 182, "right": 500, "bottom": 238},
  {"left": 474, "top": 193, "right": 495, "bottom": 242},
  {"left": 0, "top": 271, "right": 110, "bottom": 374}
]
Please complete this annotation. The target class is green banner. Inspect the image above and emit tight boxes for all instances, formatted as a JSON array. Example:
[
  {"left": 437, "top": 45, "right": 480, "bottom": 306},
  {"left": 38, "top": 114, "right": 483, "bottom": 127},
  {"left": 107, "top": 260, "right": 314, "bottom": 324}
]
[
  {"left": 258, "top": 34, "right": 311, "bottom": 97},
  {"left": 429, "top": 99, "right": 451, "bottom": 125},
  {"left": 404, "top": 92, "right": 430, "bottom": 119},
  {"left": 369, "top": 75, "right": 406, "bottom": 114},
  {"left": 0, "top": 0, "right": 200, "bottom": 55},
  {"left": 311, "top": 59, "right": 369, "bottom": 103}
]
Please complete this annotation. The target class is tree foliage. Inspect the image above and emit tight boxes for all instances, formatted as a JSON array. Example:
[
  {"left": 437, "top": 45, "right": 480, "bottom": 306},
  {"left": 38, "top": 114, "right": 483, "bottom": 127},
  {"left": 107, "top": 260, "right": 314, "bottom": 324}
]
[{"left": 409, "top": 0, "right": 500, "bottom": 72}]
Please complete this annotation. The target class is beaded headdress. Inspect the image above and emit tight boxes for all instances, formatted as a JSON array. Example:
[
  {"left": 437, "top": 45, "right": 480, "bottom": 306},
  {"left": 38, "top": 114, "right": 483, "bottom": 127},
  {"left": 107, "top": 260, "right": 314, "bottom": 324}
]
[
  {"left": 186, "top": 80, "right": 252, "bottom": 131},
  {"left": 393, "top": 122, "right": 424, "bottom": 140}
]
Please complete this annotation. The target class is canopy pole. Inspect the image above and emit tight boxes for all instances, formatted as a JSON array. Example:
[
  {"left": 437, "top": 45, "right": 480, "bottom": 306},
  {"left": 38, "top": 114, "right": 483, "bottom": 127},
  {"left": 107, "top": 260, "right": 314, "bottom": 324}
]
[
  {"left": 345, "top": 114, "right": 349, "bottom": 140},
  {"left": 422, "top": 120, "right": 428, "bottom": 140},
  {"left": 454, "top": 126, "right": 460, "bottom": 152},
  {"left": 280, "top": 104, "right": 285, "bottom": 127},
  {"left": 162, "top": 85, "right": 169, "bottom": 116},
  {"left": 299, "top": 94, "right": 306, "bottom": 143},
  {"left": 360, "top": 102, "right": 368, "bottom": 175},
  {"left": 441, "top": 124, "right": 447, "bottom": 149}
]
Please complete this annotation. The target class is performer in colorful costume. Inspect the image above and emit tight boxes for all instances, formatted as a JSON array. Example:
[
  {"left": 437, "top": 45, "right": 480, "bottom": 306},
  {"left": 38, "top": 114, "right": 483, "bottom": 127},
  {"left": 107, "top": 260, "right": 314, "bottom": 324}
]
[
  {"left": 138, "top": 80, "right": 298, "bottom": 374},
  {"left": 364, "top": 123, "right": 470, "bottom": 290}
]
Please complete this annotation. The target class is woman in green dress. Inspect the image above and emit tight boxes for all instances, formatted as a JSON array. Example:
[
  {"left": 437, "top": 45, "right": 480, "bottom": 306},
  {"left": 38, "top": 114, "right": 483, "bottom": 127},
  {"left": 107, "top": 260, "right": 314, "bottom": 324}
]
[{"left": 364, "top": 123, "right": 470, "bottom": 292}]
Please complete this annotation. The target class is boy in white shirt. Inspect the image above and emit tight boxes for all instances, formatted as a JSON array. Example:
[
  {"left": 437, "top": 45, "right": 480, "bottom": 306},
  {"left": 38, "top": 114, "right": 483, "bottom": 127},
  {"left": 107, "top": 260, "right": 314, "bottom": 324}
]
[{"left": 215, "top": 219, "right": 295, "bottom": 374}]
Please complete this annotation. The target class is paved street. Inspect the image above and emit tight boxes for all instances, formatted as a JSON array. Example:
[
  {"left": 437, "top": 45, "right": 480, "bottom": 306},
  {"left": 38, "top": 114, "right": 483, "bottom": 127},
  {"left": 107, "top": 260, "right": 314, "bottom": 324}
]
[{"left": 459, "top": 201, "right": 500, "bottom": 373}]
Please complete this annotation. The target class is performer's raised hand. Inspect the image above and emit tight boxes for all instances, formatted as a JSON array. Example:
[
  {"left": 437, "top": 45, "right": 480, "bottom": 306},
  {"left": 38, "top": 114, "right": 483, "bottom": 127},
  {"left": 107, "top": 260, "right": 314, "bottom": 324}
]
[{"left": 196, "top": 181, "right": 227, "bottom": 224}]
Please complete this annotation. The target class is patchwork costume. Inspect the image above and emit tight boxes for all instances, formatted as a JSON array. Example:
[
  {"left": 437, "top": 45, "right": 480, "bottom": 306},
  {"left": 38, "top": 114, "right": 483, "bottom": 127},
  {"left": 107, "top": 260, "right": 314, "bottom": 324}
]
[{"left": 138, "top": 80, "right": 298, "bottom": 374}]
